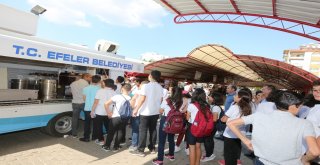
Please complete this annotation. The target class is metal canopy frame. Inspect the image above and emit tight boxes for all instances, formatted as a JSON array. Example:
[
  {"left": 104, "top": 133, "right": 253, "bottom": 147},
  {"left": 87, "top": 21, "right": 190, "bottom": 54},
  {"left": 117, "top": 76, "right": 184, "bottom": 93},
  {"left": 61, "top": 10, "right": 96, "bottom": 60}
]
[
  {"left": 157, "top": 0, "right": 320, "bottom": 41},
  {"left": 141, "top": 44, "right": 319, "bottom": 89}
]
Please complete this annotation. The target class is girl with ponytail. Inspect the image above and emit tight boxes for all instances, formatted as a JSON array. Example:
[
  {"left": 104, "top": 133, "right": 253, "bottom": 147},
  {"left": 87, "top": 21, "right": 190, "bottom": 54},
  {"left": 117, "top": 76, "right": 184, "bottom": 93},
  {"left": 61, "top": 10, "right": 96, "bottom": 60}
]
[
  {"left": 219, "top": 89, "right": 252, "bottom": 165},
  {"left": 186, "top": 88, "right": 211, "bottom": 165}
]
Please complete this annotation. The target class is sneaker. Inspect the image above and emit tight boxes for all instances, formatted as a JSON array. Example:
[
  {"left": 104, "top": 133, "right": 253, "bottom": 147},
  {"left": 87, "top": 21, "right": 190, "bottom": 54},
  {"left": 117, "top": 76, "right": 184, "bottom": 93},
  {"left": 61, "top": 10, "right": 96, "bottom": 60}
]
[
  {"left": 95, "top": 139, "right": 104, "bottom": 146},
  {"left": 200, "top": 154, "right": 216, "bottom": 162},
  {"left": 102, "top": 145, "right": 111, "bottom": 152},
  {"left": 72, "top": 135, "right": 78, "bottom": 138},
  {"left": 129, "top": 146, "right": 138, "bottom": 151},
  {"left": 119, "top": 142, "right": 126, "bottom": 146},
  {"left": 218, "top": 159, "right": 241, "bottom": 165},
  {"left": 185, "top": 148, "right": 189, "bottom": 156},
  {"left": 174, "top": 146, "right": 181, "bottom": 153},
  {"left": 79, "top": 138, "right": 90, "bottom": 142},
  {"left": 164, "top": 154, "right": 175, "bottom": 161},
  {"left": 152, "top": 159, "right": 163, "bottom": 165},
  {"left": 130, "top": 150, "right": 145, "bottom": 157},
  {"left": 113, "top": 147, "right": 120, "bottom": 152}
]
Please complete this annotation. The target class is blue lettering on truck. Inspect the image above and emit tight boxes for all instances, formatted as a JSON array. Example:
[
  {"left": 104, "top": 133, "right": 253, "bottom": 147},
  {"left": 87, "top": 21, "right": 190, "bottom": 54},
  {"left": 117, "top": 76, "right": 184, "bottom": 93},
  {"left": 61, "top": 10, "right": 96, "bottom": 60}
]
[{"left": 12, "top": 44, "right": 134, "bottom": 70}]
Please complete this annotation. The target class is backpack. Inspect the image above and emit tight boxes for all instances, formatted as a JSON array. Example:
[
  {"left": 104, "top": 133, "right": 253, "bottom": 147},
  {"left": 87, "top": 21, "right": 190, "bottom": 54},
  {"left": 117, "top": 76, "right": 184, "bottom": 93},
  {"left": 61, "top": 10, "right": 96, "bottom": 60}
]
[
  {"left": 190, "top": 102, "right": 214, "bottom": 138},
  {"left": 163, "top": 99, "right": 186, "bottom": 134},
  {"left": 118, "top": 95, "right": 132, "bottom": 120}
]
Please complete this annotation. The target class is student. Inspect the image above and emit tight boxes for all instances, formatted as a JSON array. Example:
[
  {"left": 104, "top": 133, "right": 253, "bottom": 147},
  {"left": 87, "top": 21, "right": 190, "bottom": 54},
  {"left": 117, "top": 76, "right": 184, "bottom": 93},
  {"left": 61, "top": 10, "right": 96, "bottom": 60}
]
[
  {"left": 201, "top": 92, "right": 223, "bottom": 162},
  {"left": 224, "top": 85, "right": 237, "bottom": 113},
  {"left": 306, "top": 80, "right": 320, "bottom": 164},
  {"left": 187, "top": 88, "right": 211, "bottom": 165},
  {"left": 219, "top": 89, "right": 252, "bottom": 165},
  {"left": 129, "top": 81, "right": 149, "bottom": 151},
  {"left": 152, "top": 87, "right": 183, "bottom": 165},
  {"left": 70, "top": 73, "right": 91, "bottom": 138},
  {"left": 115, "top": 76, "right": 125, "bottom": 94},
  {"left": 253, "top": 90, "right": 263, "bottom": 107},
  {"left": 175, "top": 90, "right": 192, "bottom": 155},
  {"left": 102, "top": 83, "right": 132, "bottom": 152},
  {"left": 130, "top": 70, "right": 163, "bottom": 157},
  {"left": 90, "top": 79, "right": 116, "bottom": 145},
  {"left": 79, "top": 75, "right": 101, "bottom": 142},
  {"left": 228, "top": 91, "right": 320, "bottom": 165}
]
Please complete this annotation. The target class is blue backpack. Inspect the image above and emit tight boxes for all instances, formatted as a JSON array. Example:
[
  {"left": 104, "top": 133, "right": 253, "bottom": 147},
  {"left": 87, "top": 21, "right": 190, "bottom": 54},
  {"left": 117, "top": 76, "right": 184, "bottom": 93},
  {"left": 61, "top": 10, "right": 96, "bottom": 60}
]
[{"left": 118, "top": 95, "right": 132, "bottom": 120}]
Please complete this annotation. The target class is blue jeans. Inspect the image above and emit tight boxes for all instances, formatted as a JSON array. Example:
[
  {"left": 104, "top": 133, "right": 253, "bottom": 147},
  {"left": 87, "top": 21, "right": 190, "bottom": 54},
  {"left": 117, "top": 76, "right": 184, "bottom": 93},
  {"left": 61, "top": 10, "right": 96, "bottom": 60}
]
[
  {"left": 72, "top": 103, "right": 84, "bottom": 136},
  {"left": 157, "top": 116, "right": 175, "bottom": 161},
  {"left": 131, "top": 116, "right": 140, "bottom": 147}
]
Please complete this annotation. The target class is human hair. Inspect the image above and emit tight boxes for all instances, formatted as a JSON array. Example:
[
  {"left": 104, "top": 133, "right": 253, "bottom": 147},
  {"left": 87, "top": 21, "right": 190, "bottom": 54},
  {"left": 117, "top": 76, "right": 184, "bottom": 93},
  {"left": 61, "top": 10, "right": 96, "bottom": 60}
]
[
  {"left": 112, "top": 85, "right": 117, "bottom": 91},
  {"left": 313, "top": 80, "right": 320, "bottom": 87},
  {"left": 191, "top": 88, "right": 210, "bottom": 120},
  {"left": 265, "top": 85, "right": 276, "bottom": 92},
  {"left": 135, "top": 78, "right": 142, "bottom": 84},
  {"left": 170, "top": 87, "right": 183, "bottom": 109},
  {"left": 237, "top": 89, "right": 252, "bottom": 116},
  {"left": 117, "top": 76, "right": 125, "bottom": 84},
  {"left": 274, "top": 91, "right": 303, "bottom": 111},
  {"left": 229, "top": 84, "right": 237, "bottom": 91},
  {"left": 210, "top": 92, "right": 223, "bottom": 106},
  {"left": 122, "top": 83, "right": 131, "bottom": 92},
  {"left": 303, "top": 94, "right": 318, "bottom": 108},
  {"left": 150, "top": 70, "right": 161, "bottom": 82},
  {"left": 104, "top": 79, "right": 114, "bottom": 88},
  {"left": 241, "top": 87, "right": 252, "bottom": 101},
  {"left": 266, "top": 89, "right": 281, "bottom": 102},
  {"left": 91, "top": 75, "right": 101, "bottom": 83},
  {"left": 255, "top": 90, "right": 262, "bottom": 95}
]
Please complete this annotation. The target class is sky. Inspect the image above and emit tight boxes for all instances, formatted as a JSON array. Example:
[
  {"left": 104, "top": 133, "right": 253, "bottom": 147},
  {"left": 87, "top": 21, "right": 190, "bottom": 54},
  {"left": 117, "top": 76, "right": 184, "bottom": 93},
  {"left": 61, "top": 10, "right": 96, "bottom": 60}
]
[{"left": 0, "top": 0, "right": 316, "bottom": 61}]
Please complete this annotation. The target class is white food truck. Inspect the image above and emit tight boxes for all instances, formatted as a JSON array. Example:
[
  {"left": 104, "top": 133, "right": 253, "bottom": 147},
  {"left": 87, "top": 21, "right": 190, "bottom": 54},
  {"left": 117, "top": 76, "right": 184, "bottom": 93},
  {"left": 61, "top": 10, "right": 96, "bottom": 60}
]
[{"left": 0, "top": 5, "right": 144, "bottom": 136}]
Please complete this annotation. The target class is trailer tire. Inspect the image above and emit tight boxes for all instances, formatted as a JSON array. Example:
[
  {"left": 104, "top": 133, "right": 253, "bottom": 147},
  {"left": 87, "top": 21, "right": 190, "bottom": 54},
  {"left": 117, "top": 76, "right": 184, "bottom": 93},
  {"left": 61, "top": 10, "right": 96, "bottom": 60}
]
[{"left": 44, "top": 112, "right": 73, "bottom": 137}]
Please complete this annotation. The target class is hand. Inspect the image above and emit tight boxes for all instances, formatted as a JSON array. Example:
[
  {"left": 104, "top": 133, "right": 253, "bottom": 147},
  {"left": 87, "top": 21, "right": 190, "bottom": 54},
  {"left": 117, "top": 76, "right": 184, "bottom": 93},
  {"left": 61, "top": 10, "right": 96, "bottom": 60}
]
[
  {"left": 90, "top": 111, "right": 96, "bottom": 118},
  {"left": 132, "top": 110, "right": 138, "bottom": 117},
  {"left": 243, "top": 139, "right": 253, "bottom": 151},
  {"left": 107, "top": 112, "right": 113, "bottom": 118}
]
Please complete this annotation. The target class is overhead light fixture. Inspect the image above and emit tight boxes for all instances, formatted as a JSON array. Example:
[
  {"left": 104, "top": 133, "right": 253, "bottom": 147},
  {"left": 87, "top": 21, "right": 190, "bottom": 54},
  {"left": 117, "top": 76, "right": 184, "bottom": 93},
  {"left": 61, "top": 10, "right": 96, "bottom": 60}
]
[{"left": 30, "top": 5, "right": 47, "bottom": 15}]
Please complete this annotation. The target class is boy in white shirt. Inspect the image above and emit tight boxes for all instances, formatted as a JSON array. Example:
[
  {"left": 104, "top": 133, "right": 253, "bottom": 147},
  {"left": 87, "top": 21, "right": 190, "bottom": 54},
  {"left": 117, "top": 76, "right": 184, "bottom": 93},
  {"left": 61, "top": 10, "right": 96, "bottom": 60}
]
[
  {"left": 102, "top": 83, "right": 132, "bottom": 152},
  {"left": 90, "top": 79, "right": 116, "bottom": 145}
]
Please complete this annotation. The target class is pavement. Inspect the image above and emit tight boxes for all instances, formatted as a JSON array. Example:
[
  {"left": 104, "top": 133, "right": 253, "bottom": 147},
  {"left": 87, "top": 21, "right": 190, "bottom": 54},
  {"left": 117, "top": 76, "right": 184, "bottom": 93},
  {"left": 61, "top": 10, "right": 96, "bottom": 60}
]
[{"left": 0, "top": 121, "right": 254, "bottom": 165}]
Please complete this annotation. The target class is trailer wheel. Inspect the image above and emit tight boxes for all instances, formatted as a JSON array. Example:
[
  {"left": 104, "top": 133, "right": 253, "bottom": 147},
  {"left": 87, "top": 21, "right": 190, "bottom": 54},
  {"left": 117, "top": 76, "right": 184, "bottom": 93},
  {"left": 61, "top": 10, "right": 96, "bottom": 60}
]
[{"left": 45, "top": 112, "right": 72, "bottom": 137}]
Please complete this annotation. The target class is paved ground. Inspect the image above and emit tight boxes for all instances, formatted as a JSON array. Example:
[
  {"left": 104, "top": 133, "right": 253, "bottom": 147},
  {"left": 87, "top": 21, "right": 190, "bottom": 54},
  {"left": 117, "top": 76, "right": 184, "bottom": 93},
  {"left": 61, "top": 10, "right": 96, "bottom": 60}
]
[{"left": 0, "top": 121, "right": 254, "bottom": 165}]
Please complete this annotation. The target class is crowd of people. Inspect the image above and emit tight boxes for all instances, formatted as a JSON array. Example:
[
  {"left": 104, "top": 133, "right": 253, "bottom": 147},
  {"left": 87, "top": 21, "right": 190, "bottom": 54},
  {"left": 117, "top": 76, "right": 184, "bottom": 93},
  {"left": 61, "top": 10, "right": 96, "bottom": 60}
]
[{"left": 69, "top": 70, "right": 320, "bottom": 165}]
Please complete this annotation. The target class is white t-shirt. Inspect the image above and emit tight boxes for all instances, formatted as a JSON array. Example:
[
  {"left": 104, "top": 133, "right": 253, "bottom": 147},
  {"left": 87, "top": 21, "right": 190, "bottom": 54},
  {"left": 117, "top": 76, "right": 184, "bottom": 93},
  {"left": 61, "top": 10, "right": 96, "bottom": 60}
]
[
  {"left": 160, "top": 99, "right": 171, "bottom": 116},
  {"left": 163, "top": 88, "right": 169, "bottom": 100},
  {"left": 94, "top": 88, "right": 116, "bottom": 116},
  {"left": 70, "top": 79, "right": 89, "bottom": 103},
  {"left": 115, "top": 83, "right": 122, "bottom": 94},
  {"left": 223, "top": 104, "right": 246, "bottom": 138},
  {"left": 256, "top": 101, "right": 276, "bottom": 114},
  {"left": 210, "top": 105, "right": 221, "bottom": 117},
  {"left": 111, "top": 94, "right": 131, "bottom": 118},
  {"left": 187, "top": 103, "right": 199, "bottom": 123},
  {"left": 243, "top": 110, "right": 315, "bottom": 165},
  {"left": 306, "top": 104, "right": 320, "bottom": 137},
  {"left": 138, "top": 82, "right": 163, "bottom": 116}
]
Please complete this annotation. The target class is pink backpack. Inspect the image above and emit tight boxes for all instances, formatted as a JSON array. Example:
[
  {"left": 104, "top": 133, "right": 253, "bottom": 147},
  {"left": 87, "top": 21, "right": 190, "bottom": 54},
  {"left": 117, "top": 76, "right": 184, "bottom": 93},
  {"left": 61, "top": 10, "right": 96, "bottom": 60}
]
[
  {"left": 163, "top": 99, "right": 186, "bottom": 134},
  {"left": 190, "top": 102, "right": 214, "bottom": 138}
]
